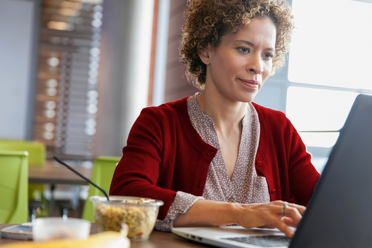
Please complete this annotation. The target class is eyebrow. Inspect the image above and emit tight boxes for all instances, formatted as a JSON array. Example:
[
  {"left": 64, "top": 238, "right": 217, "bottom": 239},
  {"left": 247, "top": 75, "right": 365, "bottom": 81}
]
[{"left": 235, "top": 40, "right": 275, "bottom": 51}]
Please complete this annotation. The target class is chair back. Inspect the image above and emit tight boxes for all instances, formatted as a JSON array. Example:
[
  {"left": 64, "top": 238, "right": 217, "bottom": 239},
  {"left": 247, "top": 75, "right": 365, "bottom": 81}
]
[
  {"left": 0, "top": 151, "right": 28, "bottom": 223},
  {"left": 82, "top": 156, "right": 120, "bottom": 222},
  {"left": 0, "top": 140, "right": 46, "bottom": 205},
  {"left": 0, "top": 140, "right": 45, "bottom": 166}
]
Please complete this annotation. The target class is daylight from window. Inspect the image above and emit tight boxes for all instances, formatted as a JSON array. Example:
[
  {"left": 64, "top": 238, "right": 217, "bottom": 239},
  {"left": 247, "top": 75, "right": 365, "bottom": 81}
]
[
  {"left": 289, "top": 0, "right": 372, "bottom": 89},
  {"left": 287, "top": 0, "right": 372, "bottom": 171}
]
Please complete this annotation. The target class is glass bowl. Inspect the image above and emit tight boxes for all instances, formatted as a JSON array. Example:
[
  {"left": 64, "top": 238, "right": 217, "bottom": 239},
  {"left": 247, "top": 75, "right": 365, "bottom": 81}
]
[{"left": 90, "top": 195, "right": 163, "bottom": 240}]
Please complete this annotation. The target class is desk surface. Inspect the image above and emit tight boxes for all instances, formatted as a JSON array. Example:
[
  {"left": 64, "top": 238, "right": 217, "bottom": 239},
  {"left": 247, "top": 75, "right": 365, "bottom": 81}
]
[
  {"left": 0, "top": 224, "right": 205, "bottom": 247},
  {"left": 29, "top": 160, "right": 91, "bottom": 185}
]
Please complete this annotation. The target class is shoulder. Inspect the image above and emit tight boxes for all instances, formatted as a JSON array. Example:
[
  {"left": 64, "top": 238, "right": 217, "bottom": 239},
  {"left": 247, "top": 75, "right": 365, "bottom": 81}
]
[
  {"left": 252, "top": 102, "right": 288, "bottom": 123},
  {"left": 142, "top": 97, "right": 188, "bottom": 117},
  {"left": 127, "top": 97, "right": 191, "bottom": 144},
  {"left": 251, "top": 102, "right": 298, "bottom": 136},
  {"left": 137, "top": 97, "right": 189, "bottom": 124}
]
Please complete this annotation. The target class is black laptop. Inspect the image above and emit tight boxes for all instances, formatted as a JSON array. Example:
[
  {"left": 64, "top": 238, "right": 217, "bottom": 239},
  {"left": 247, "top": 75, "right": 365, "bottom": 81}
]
[{"left": 173, "top": 94, "right": 372, "bottom": 248}]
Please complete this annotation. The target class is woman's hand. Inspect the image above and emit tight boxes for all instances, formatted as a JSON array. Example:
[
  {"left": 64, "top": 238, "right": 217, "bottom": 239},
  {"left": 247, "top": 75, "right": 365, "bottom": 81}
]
[
  {"left": 174, "top": 199, "right": 305, "bottom": 238},
  {"left": 234, "top": 200, "right": 305, "bottom": 237}
]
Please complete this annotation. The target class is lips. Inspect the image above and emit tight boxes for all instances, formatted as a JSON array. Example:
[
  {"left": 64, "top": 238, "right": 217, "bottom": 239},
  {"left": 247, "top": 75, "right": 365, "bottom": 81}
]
[{"left": 238, "top": 78, "right": 260, "bottom": 89}]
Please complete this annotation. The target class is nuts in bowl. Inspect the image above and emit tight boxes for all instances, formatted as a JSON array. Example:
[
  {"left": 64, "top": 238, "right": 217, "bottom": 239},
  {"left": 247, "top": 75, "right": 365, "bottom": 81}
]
[{"left": 90, "top": 196, "right": 163, "bottom": 240}]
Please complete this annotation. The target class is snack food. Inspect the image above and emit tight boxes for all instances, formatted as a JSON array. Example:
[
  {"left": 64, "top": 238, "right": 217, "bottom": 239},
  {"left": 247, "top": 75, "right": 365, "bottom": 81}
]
[{"left": 91, "top": 196, "right": 163, "bottom": 240}]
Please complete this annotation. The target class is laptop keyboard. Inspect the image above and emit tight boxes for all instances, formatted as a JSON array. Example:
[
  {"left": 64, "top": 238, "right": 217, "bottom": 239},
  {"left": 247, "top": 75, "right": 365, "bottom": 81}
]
[{"left": 223, "top": 235, "right": 290, "bottom": 247}]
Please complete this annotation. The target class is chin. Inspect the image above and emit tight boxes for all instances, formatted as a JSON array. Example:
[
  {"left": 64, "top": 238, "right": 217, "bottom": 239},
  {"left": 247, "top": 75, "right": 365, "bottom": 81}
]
[
  {"left": 236, "top": 97, "right": 254, "bottom": 103},
  {"left": 240, "top": 93, "right": 257, "bottom": 103}
]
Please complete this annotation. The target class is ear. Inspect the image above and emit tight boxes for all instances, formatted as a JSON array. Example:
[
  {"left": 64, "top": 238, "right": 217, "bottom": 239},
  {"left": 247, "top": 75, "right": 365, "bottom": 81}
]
[{"left": 198, "top": 45, "right": 211, "bottom": 65}]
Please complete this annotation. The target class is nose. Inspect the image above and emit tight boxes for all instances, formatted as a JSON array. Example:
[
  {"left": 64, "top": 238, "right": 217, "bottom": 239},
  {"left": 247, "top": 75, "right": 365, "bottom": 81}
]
[{"left": 247, "top": 53, "right": 264, "bottom": 75}]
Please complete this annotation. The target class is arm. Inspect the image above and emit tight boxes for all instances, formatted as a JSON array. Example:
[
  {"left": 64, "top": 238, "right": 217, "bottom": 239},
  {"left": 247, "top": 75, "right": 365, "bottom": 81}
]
[
  {"left": 156, "top": 192, "right": 203, "bottom": 231},
  {"left": 286, "top": 119, "right": 320, "bottom": 205},
  {"left": 110, "top": 107, "right": 178, "bottom": 218},
  {"left": 110, "top": 104, "right": 214, "bottom": 219},
  {"left": 174, "top": 199, "right": 305, "bottom": 237},
  {"left": 252, "top": 103, "right": 320, "bottom": 205}
]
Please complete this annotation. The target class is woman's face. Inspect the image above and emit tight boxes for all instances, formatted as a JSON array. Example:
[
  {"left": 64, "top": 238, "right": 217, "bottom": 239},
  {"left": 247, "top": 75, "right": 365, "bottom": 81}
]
[{"left": 200, "top": 16, "right": 277, "bottom": 103}]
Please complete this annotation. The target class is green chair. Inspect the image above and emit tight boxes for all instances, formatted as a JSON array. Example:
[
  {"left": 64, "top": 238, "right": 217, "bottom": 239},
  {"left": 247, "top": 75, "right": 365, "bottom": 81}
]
[
  {"left": 0, "top": 140, "right": 46, "bottom": 166},
  {"left": 0, "top": 151, "right": 28, "bottom": 224},
  {"left": 82, "top": 156, "right": 120, "bottom": 222},
  {"left": 0, "top": 140, "right": 46, "bottom": 220}
]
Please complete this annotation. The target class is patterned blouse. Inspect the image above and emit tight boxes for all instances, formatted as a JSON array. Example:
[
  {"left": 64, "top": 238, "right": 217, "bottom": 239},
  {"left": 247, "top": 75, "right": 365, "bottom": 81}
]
[{"left": 155, "top": 95, "right": 270, "bottom": 231}]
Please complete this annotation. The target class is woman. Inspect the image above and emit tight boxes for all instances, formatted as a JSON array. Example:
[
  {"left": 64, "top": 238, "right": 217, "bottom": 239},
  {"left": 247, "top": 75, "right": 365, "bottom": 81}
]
[{"left": 110, "top": 0, "right": 320, "bottom": 237}]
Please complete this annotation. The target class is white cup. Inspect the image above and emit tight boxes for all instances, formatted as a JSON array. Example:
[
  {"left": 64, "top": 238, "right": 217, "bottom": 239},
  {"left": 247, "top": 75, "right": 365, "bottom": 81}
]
[{"left": 32, "top": 217, "right": 91, "bottom": 242}]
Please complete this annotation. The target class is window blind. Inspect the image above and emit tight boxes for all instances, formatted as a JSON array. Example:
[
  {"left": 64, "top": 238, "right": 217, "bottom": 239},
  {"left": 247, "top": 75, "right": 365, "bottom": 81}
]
[{"left": 33, "top": 0, "right": 103, "bottom": 160}]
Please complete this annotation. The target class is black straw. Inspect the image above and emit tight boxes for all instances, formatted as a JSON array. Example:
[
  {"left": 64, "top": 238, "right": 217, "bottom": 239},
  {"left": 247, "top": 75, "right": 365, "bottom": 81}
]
[{"left": 53, "top": 156, "right": 110, "bottom": 201}]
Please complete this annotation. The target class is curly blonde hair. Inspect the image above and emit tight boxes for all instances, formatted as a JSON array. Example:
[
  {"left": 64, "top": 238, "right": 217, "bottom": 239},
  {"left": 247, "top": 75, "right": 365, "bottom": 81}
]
[{"left": 180, "top": 0, "right": 294, "bottom": 89}]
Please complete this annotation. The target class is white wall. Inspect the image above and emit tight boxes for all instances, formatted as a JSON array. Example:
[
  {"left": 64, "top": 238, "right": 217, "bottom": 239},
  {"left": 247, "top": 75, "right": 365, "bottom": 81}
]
[{"left": 0, "top": 0, "right": 38, "bottom": 139}]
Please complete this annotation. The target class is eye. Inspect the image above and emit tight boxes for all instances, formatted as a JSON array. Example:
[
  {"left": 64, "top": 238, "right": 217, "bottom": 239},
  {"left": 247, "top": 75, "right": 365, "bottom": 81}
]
[
  {"left": 263, "top": 52, "right": 274, "bottom": 61},
  {"left": 237, "top": 47, "right": 250, "bottom": 54}
]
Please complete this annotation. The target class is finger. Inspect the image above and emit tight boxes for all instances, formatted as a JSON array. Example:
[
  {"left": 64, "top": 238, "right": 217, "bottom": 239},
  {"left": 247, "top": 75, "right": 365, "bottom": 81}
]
[
  {"left": 287, "top": 203, "right": 306, "bottom": 215},
  {"left": 271, "top": 217, "right": 295, "bottom": 238},
  {"left": 272, "top": 201, "right": 306, "bottom": 215},
  {"left": 271, "top": 200, "right": 287, "bottom": 206},
  {"left": 281, "top": 216, "right": 296, "bottom": 227},
  {"left": 282, "top": 206, "right": 302, "bottom": 226},
  {"left": 271, "top": 201, "right": 304, "bottom": 218},
  {"left": 278, "top": 226, "right": 295, "bottom": 238}
]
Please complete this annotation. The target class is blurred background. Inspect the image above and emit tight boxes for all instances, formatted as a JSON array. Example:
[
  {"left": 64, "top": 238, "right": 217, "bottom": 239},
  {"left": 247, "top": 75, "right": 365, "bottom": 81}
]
[{"left": 0, "top": 0, "right": 372, "bottom": 217}]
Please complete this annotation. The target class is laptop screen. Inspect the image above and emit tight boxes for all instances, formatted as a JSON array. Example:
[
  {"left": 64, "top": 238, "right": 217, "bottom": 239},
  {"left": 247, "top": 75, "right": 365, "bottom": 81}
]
[{"left": 290, "top": 94, "right": 372, "bottom": 247}]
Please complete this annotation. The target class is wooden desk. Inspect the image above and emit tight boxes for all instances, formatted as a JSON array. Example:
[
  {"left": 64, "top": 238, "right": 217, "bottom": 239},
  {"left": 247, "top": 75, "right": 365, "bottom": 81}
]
[
  {"left": 28, "top": 160, "right": 91, "bottom": 185},
  {"left": 0, "top": 224, "right": 205, "bottom": 247}
]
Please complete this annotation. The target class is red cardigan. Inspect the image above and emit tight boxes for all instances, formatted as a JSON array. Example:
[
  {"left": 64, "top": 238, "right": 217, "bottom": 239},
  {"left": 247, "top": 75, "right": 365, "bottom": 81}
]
[{"left": 110, "top": 97, "right": 320, "bottom": 219}]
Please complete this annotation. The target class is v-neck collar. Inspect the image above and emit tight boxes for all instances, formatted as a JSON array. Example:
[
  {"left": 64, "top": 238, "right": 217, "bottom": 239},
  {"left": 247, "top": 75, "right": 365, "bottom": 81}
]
[{"left": 187, "top": 94, "right": 260, "bottom": 185}]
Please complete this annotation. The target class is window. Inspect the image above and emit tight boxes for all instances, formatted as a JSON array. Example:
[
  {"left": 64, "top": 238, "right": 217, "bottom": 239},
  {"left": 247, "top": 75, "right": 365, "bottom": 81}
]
[
  {"left": 287, "top": 0, "right": 372, "bottom": 171},
  {"left": 33, "top": 0, "right": 103, "bottom": 160}
]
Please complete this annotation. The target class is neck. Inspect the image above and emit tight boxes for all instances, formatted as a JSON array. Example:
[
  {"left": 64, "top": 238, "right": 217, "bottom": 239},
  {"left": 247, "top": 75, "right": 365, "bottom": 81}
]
[{"left": 196, "top": 91, "right": 247, "bottom": 134}]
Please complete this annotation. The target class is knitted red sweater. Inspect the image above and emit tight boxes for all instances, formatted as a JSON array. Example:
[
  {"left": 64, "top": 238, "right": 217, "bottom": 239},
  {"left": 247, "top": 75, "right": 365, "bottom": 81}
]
[{"left": 110, "top": 97, "right": 320, "bottom": 219}]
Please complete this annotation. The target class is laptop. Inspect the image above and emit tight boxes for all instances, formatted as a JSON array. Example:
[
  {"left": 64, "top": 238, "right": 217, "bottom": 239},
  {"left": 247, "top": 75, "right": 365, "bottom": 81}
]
[{"left": 172, "top": 94, "right": 372, "bottom": 248}]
